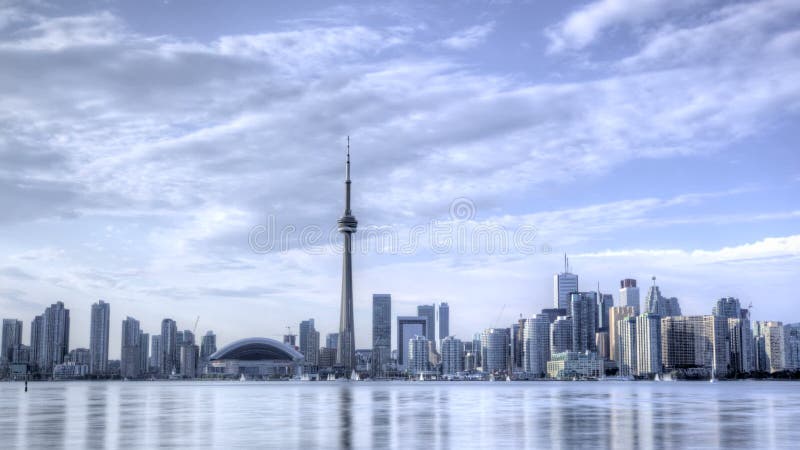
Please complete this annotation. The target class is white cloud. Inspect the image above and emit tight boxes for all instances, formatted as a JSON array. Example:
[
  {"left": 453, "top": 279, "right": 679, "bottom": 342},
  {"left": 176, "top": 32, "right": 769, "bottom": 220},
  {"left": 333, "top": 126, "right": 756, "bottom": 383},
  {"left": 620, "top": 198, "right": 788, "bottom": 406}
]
[{"left": 441, "top": 21, "right": 495, "bottom": 50}]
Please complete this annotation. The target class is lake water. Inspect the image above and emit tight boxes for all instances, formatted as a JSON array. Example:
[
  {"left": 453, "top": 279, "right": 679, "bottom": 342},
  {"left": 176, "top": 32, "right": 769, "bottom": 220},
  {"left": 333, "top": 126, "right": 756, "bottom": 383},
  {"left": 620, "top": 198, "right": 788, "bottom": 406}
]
[{"left": 1, "top": 380, "right": 797, "bottom": 449}]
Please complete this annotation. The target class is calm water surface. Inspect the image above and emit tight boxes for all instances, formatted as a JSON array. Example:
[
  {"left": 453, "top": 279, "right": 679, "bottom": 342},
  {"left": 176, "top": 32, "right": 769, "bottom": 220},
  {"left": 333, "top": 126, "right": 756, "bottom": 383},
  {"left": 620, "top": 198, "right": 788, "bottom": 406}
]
[{"left": 1, "top": 380, "right": 798, "bottom": 449}]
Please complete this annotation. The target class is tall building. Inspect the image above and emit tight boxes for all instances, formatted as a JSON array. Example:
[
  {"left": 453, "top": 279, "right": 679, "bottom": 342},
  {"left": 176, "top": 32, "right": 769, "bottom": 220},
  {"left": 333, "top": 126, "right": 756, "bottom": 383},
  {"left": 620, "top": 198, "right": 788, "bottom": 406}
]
[
  {"left": 511, "top": 319, "right": 525, "bottom": 371},
  {"left": 523, "top": 314, "right": 550, "bottom": 377},
  {"left": 283, "top": 334, "right": 297, "bottom": 348},
  {"left": 554, "top": 255, "right": 578, "bottom": 310},
  {"left": 139, "top": 333, "right": 149, "bottom": 374},
  {"left": 1, "top": 319, "right": 22, "bottom": 363},
  {"left": 408, "top": 335, "right": 429, "bottom": 375},
  {"left": 597, "top": 292, "right": 614, "bottom": 330},
  {"left": 644, "top": 278, "right": 681, "bottom": 317},
  {"left": 30, "top": 315, "right": 43, "bottom": 371},
  {"left": 570, "top": 292, "right": 598, "bottom": 353},
  {"left": 180, "top": 344, "right": 199, "bottom": 378},
  {"left": 609, "top": 306, "right": 636, "bottom": 363},
  {"left": 619, "top": 279, "right": 640, "bottom": 315},
  {"left": 37, "top": 302, "right": 70, "bottom": 375},
  {"left": 440, "top": 336, "right": 463, "bottom": 375},
  {"left": 336, "top": 141, "right": 358, "bottom": 374},
  {"left": 299, "top": 319, "right": 320, "bottom": 367},
  {"left": 438, "top": 302, "right": 450, "bottom": 342},
  {"left": 481, "top": 328, "right": 510, "bottom": 374},
  {"left": 541, "top": 308, "right": 567, "bottom": 324},
  {"left": 618, "top": 316, "right": 637, "bottom": 377},
  {"left": 550, "top": 316, "right": 573, "bottom": 354},
  {"left": 200, "top": 331, "right": 217, "bottom": 362},
  {"left": 372, "top": 294, "right": 391, "bottom": 377},
  {"left": 326, "top": 333, "right": 339, "bottom": 350},
  {"left": 712, "top": 297, "right": 742, "bottom": 319},
  {"left": 397, "top": 316, "right": 429, "bottom": 370},
  {"left": 472, "top": 333, "right": 482, "bottom": 368},
  {"left": 784, "top": 323, "right": 800, "bottom": 371},
  {"left": 89, "top": 300, "right": 110, "bottom": 376},
  {"left": 761, "top": 321, "right": 785, "bottom": 373},
  {"left": 661, "top": 316, "right": 730, "bottom": 377},
  {"left": 150, "top": 335, "right": 162, "bottom": 372},
  {"left": 417, "top": 304, "right": 436, "bottom": 345},
  {"left": 636, "top": 314, "right": 662, "bottom": 376},
  {"left": 160, "top": 319, "right": 178, "bottom": 376},
  {"left": 121, "top": 317, "right": 142, "bottom": 379},
  {"left": 727, "top": 318, "right": 753, "bottom": 375}
]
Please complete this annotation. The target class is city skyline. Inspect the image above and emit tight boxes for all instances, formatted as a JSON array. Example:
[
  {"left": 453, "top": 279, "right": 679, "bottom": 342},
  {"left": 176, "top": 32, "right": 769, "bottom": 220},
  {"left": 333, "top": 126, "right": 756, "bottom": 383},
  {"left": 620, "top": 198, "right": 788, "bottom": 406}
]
[{"left": 1, "top": 0, "right": 799, "bottom": 357}]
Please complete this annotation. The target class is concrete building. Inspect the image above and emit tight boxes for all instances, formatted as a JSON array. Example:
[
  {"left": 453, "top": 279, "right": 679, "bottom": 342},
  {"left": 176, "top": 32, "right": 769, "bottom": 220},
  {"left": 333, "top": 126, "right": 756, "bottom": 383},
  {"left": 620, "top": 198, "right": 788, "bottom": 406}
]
[
  {"left": 547, "top": 351, "right": 604, "bottom": 379},
  {"left": 208, "top": 338, "right": 303, "bottom": 378},
  {"left": 336, "top": 144, "right": 358, "bottom": 375},
  {"left": 417, "top": 305, "right": 436, "bottom": 346},
  {"left": 397, "top": 316, "right": 429, "bottom": 370},
  {"left": 619, "top": 279, "right": 640, "bottom": 315},
  {"left": 636, "top": 314, "right": 662, "bottom": 377},
  {"left": 438, "top": 302, "right": 450, "bottom": 343},
  {"left": 481, "top": 328, "right": 510, "bottom": 374},
  {"left": 570, "top": 292, "right": 598, "bottom": 353},
  {"left": 618, "top": 316, "right": 637, "bottom": 377},
  {"left": 440, "top": 336, "right": 463, "bottom": 375},
  {"left": 89, "top": 300, "right": 110, "bottom": 376},
  {"left": 761, "top": 321, "right": 785, "bottom": 373},
  {"left": 661, "top": 315, "right": 730, "bottom": 377},
  {"left": 160, "top": 319, "right": 178, "bottom": 376},
  {"left": 609, "top": 306, "right": 636, "bottom": 363},
  {"left": 523, "top": 314, "right": 550, "bottom": 378},
  {"left": 550, "top": 316, "right": 573, "bottom": 354},
  {"left": 372, "top": 294, "right": 391, "bottom": 377}
]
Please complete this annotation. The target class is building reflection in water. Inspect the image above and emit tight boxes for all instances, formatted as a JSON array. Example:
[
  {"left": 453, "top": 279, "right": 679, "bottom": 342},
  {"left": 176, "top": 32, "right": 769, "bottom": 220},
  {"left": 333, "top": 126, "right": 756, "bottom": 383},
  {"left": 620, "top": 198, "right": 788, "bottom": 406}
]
[
  {"left": 339, "top": 386, "right": 353, "bottom": 449},
  {"left": 86, "top": 383, "right": 108, "bottom": 449},
  {"left": 371, "top": 389, "right": 391, "bottom": 448}
]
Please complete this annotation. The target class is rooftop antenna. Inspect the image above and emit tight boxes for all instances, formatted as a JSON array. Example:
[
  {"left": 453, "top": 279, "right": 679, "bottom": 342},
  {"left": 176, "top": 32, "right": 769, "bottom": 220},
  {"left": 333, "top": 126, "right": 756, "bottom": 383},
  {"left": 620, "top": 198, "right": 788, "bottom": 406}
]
[
  {"left": 564, "top": 253, "right": 568, "bottom": 273},
  {"left": 652, "top": 276, "right": 656, "bottom": 287}
]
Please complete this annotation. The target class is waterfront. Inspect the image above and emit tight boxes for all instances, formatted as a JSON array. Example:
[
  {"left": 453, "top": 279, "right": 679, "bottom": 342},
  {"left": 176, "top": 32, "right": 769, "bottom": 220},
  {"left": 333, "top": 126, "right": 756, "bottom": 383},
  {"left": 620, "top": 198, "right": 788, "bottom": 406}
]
[{"left": 1, "top": 381, "right": 798, "bottom": 449}]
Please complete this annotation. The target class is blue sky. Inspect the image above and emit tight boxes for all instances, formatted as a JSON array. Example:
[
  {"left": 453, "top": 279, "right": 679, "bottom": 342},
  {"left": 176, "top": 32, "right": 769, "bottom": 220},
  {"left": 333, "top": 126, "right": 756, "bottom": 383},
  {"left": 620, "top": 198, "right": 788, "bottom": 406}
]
[{"left": 0, "top": 0, "right": 798, "bottom": 357}]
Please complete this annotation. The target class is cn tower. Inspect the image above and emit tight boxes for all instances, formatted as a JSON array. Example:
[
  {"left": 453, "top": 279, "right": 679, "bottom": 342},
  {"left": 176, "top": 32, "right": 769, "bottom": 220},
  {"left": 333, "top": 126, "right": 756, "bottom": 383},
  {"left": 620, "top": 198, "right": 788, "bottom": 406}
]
[{"left": 336, "top": 137, "right": 357, "bottom": 374}]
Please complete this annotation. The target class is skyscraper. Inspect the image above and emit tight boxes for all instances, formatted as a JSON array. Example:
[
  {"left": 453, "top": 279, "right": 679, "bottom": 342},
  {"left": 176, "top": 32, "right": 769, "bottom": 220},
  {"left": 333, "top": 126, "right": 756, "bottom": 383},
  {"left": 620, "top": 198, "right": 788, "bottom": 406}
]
[
  {"left": 299, "top": 319, "right": 320, "bottom": 367},
  {"left": 440, "top": 336, "right": 463, "bottom": 375},
  {"left": 523, "top": 314, "right": 550, "bottom": 377},
  {"left": 597, "top": 292, "right": 614, "bottom": 330},
  {"left": 761, "top": 321, "right": 785, "bottom": 373},
  {"left": 200, "top": 331, "right": 217, "bottom": 361},
  {"left": 1, "top": 319, "right": 22, "bottom": 363},
  {"left": 417, "top": 304, "right": 436, "bottom": 345},
  {"left": 336, "top": 139, "right": 358, "bottom": 374},
  {"left": 554, "top": 254, "right": 578, "bottom": 310},
  {"left": 150, "top": 335, "right": 162, "bottom": 372},
  {"left": 570, "top": 292, "right": 598, "bottom": 353},
  {"left": 121, "top": 317, "right": 142, "bottom": 378},
  {"left": 636, "top": 313, "right": 662, "bottom": 376},
  {"left": 408, "top": 335, "right": 429, "bottom": 375},
  {"left": 481, "top": 328, "right": 510, "bottom": 374},
  {"left": 619, "top": 279, "right": 640, "bottom": 315},
  {"left": 180, "top": 344, "right": 199, "bottom": 378},
  {"left": 618, "top": 316, "right": 637, "bottom": 377},
  {"left": 37, "top": 302, "right": 70, "bottom": 374},
  {"left": 644, "top": 278, "right": 681, "bottom": 317},
  {"left": 139, "top": 332, "right": 150, "bottom": 375},
  {"left": 712, "top": 297, "right": 742, "bottom": 319},
  {"left": 661, "top": 315, "right": 730, "bottom": 377},
  {"left": 550, "top": 316, "right": 573, "bottom": 354},
  {"left": 438, "top": 302, "right": 450, "bottom": 343},
  {"left": 609, "top": 306, "right": 636, "bottom": 363},
  {"left": 372, "top": 294, "right": 391, "bottom": 377},
  {"left": 397, "top": 316, "right": 429, "bottom": 370},
  {"left": 30, "top": 315, "right": 43, "bottom": 371},
  {"left": 784, "top": 323, "right": 800, "bottom": 371},
  {"left": 89, "top": 300, "right": 110, "bottom": 376},
  {"left": 160, "top": 319, "right": 177, "bottom": 376}
]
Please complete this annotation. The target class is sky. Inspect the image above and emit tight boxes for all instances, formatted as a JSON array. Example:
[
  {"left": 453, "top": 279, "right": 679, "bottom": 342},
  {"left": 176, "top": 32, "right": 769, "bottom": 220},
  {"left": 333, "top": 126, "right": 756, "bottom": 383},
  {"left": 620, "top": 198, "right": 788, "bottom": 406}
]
[{"left": 0, "top": 0, "right": 798, "bottom": 358}]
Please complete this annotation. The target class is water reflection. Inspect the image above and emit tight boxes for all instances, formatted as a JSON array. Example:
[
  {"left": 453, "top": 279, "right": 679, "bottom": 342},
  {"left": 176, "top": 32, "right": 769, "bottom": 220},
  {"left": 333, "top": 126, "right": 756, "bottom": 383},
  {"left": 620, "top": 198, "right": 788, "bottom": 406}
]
[{"left": 0, "top": 381, "right": 798, "bottom": 449}]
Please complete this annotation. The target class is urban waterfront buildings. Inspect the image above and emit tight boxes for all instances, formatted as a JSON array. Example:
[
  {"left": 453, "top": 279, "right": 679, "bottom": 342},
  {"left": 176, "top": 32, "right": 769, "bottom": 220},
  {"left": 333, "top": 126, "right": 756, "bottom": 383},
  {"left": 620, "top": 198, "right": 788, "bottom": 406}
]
[
  {"left": 35, "top": 302, "right": 70, "bottom": 375},
  {"left": 547, "top": 351, "right": 604, "bottom": 379},
  {"left": 636, "top": 314, "right": 662, "bottom": 377},
  {"left": 408, "top": 335, "right": 429, "bottom": 375},
  {"left": 1, "top": 319, "right": 22, "bottom": 363},
  {"left": 336, "top": 142, "right": 358, "bottom": 375},
  {"left": 644, "top": 279, "right": 682, "bottom": 317},
  {"left": 440, "top": 336, "right": 463, "bottom": 375},
  {"left": 618, "top": 316, "right": 637, "bottom": 377},
  {"left": 372, "top": 294, "right": 391, "bottom": 377},
  {"left": 89, "top": 300, "right": 110, "bottom": 376},
  {"left": 550, "top": 316, "right": 573, "bottom": 354},
  {"left": 417, "top": 304, "right": 436, "bottom": 346},
  {"left": 160, "top": 319, "right": 178, "bottom": 376},
  {"left": 150, "top": 335, "right": 162, "bottom": 373},
  {"left": 299, "top": 319, "right": 320, "bottom": 368},
  {"left": 121, "top": 317, "right": 143, "bottom": 379},
  {"left": 609, "top": 306, "right": 636, "bottom": 363},
  {"left": 201, "top": 331, "right": 217, "bottom": 363},
  {"left": 570, "top": 292, "right": 598, "bottom": 353},
  {"left": 438, "top": 302, "right": 450, "bottom": 344},
  {"left": 619, "top": 279, "right": 640, "bottom": 315},
  {"left": 481, "top": 328, "right": 510, "bottom": 373},
  {"left": 554, "top": 256, "right": 579, "bottom": 310},
  {"left": 523, "top": 314, "right": 550, "bottom": 377},
  {"left": 397, "top": 316, "right": 429, "bottom": 370}
]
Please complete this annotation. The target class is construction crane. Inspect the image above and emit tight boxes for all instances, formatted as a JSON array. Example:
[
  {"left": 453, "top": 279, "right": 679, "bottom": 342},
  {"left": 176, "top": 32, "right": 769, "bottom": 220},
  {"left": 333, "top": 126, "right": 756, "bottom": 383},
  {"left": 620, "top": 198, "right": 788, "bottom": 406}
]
[{"left": 193, "top": 316, "right": 200, "bottom": 335}]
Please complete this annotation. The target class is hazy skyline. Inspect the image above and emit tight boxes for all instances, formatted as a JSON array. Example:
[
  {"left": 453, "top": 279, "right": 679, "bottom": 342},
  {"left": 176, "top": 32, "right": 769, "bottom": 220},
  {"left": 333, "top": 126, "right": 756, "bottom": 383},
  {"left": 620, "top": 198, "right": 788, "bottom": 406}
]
[{"left": 1, "top": 0, "right": 799, "bottom": 358}]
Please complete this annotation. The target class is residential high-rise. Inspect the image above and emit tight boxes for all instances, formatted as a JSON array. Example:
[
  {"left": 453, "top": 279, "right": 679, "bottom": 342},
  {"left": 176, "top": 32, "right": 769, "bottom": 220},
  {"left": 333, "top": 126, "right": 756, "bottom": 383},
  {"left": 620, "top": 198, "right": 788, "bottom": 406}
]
[
  {"left": 609, "top": 306, "right": 636, "bottom": 363},
  {"left": 481, "top": 328, "right": 510, "bottom": 374},
  {"left": 336, "top": 141, "right": 358, "bottom": 374},
  {"left": 180, "top": 344, "right": 199, "bottom": 378},
  {"left": 784, "top": 323, "right": 800, "bottom": 371},
  {"left": 438, "top": 302, "right": 450, "bottom": 343},
  {"left": 440, "top": 336, "right": 463, "bottom": 375},
  {"left": 761, "top": 321, "right": 785, "bottom": 373},
  {"left": 408, "top": 335, "right": 429, "bottom": 375},
  {"left": 636, "top": 314, "right": 662, "bottom": 376},
  {"left": 597, "top": 292, "right": 614, "bottom": 331},
  {"left": 30, "top": 315, "right": 43, "bottom": 371},
  {"left": 618, "top": 316, "right": 637, "bottom": 377},
  {"left": 595, "top": 331, "right": 610, "bottom": 359},
  {"left": 554, "top": 255, "right": 578, "bottom": 310},
  {"left": 397, "top": 316, "right": 429, "bottom": 370},
  {"left": 89, "top": 300, "right": 110, "bottom": 376},
  {"left": 644, "top": 278, "right": 681, "bottom": 317},
  {"left": 371, "top": 294, "right": 391, "bottom": 377},
  {"left": 200, "top": 331, "right": 217, "bottom": 361},
  {"left": 417, "top": 304, "right": 436, "bottom": 345},
  {"left": 121, "top": 317, "right": 142, "bottom": 379},
  {"left": 160, "top": 319, "right": 177, "bottom": 376},
  {"left": 511, "top": 319, "right": 525, "bottom": 371},
  {"left": 523, "top": 314, "right": 550, "bottom": 377},
  {"left": 727, "top": 318, "right": 753, "bottom": 375},
  {"left": 570, "top": 292, "right": 598, "bottom": 353},
  {"left": 326, "top": 333, "right": 338, "bottom": 350},
  {"left": 619, "top": 279, "right": 640, "bottom": 315},
  {"left": 1, "top": 319, "right": 23, "bottom": 363},
  {"left": 712, "top": 297, "right": 742, "bottom": 319},
  {"left": 550, "top": 316, "right": 573, "bottom": 354},
  {"left": 299, "top": 319, "right": 320, "bottom": 367},
  {"left": 283, "top": 334, "right": 297, "bottom": 348},
  {"left": 150, "top": 335, "right": 162, "bottom": 372},
  {"left": 541, "top": 308, "right": 567, "bottom": 324},
  {"left": 38, "top": 302, "right": 70, "bottom": 375},
  {"left": 472, "top": 333, "right": 482, "bottom": 368},
  {"left": 139, "top": 333, "right": 149, "bottom": 375},
  {"left": 661, "top": 315, "right": 730, "bottom": 377}
]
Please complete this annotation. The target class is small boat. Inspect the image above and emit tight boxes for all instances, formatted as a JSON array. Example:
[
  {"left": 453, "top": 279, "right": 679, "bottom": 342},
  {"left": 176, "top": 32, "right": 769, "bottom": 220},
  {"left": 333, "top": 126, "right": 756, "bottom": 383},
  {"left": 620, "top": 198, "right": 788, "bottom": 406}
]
[
  {"left": 300, "top": 373, "right": 310, "bottom": 381},
  {"left": 327, "top": 373, "right": 336, "bottom": 381},
  {"left": 506, "top": 375, "right": 511, "bottom": 382},
  {"left": 419, "top": 373, "right": 424, "bottom": 381},
  {"left": 351, "top": 370, "right": 360, "bottom": 381},
  {"left": 239, "top": 373, "right": 246, "bottom": 382},
  {"left": 654, "top": 374, "right": 661, "bottom": 382}
]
